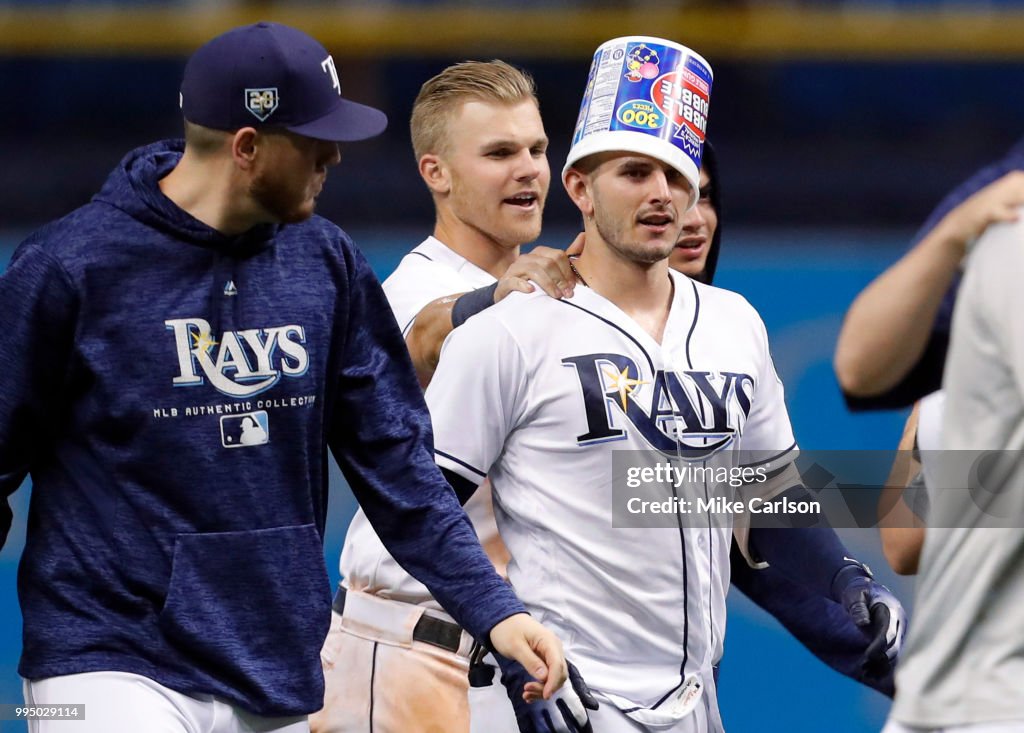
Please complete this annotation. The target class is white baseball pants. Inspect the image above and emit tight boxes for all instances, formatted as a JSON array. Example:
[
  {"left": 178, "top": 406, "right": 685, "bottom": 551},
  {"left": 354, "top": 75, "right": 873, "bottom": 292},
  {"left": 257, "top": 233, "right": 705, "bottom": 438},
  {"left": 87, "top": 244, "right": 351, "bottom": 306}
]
[{"left": 23, "top": 671, "right": 308, "bottom": 733}]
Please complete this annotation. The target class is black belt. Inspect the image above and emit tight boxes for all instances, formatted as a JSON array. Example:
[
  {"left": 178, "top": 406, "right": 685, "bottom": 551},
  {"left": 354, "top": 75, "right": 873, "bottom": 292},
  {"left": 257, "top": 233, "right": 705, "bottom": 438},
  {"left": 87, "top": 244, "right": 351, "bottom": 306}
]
[{"left": 333, "top": 586, "right": 464, "bottom": 654}]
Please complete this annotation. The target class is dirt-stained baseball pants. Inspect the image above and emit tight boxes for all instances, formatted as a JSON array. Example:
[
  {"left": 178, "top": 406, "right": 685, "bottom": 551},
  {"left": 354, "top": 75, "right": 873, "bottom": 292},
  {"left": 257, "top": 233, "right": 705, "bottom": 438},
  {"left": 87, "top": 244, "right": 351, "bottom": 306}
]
[{"left": 309, "top": 590, "right": 478, "bottom": 733}]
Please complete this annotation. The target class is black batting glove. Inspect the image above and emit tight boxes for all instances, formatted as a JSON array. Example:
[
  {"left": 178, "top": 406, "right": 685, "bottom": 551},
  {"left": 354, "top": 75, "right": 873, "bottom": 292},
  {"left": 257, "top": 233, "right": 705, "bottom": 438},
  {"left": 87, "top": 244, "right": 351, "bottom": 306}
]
[
  {"left": 497, "top": 653, "right": 599, "bottom": 733},
  {"left": 832, "top": 560, "right": 908, "bottom": 677}
]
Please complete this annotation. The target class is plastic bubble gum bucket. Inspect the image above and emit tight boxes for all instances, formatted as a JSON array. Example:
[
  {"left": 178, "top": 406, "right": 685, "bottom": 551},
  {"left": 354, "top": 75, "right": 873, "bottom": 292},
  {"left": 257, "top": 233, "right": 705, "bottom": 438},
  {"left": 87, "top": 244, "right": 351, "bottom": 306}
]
[{"left": 564, "top": 36, "right": 713, "bottom": 210}]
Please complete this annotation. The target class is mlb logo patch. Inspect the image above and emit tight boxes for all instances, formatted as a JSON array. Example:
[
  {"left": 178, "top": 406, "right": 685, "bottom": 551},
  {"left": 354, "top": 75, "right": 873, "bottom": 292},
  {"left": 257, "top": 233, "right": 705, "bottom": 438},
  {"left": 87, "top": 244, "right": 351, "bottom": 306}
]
[
  {"left": 245, "top": 88, "right": 279, "bottom": 121},
  {"left": 221, "top": 411, "right": 270, "bottom": 448}
]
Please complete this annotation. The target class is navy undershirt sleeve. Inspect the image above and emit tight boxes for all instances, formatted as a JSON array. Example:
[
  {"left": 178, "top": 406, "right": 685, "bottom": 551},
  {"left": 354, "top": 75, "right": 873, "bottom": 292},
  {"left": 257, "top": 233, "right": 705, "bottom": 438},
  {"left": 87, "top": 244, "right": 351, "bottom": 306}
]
[{"left": 747, "top": 489, "right": 858, "bottom": 600}]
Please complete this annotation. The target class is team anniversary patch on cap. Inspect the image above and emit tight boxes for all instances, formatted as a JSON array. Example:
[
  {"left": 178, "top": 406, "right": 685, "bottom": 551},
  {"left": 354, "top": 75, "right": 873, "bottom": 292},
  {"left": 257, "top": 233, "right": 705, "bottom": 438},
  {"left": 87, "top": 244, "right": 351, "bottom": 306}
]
[{"left": 246, "top": 87, "right": 279, "bottom": 121}]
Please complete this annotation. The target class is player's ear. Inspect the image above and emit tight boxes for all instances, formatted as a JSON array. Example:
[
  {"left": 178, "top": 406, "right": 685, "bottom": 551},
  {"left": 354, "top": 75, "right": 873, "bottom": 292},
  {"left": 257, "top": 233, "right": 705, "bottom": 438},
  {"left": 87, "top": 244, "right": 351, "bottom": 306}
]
[
  {"left": 563, "top": 167, "right": 594, "bottom": 219},
  {"left": 232, "top": 127, "right": 259, "bottom": 171},
  {"left": 419, "top": 153, "right": 451, "bottom": 195}
]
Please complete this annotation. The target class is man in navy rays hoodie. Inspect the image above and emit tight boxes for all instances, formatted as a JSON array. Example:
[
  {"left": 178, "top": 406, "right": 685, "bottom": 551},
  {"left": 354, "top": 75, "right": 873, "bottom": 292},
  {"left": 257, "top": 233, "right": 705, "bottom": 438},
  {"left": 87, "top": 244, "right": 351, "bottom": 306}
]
[{"left": 0, "top": 23, "right": 565, "bottom": 731}]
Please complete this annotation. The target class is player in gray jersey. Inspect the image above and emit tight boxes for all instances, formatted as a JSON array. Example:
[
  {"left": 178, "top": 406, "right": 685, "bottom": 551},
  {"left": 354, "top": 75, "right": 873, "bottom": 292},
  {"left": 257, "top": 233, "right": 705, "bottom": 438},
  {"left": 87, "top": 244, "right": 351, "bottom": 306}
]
[{"left": 884, "top": 212, "right": 1024, "bottom": 733}]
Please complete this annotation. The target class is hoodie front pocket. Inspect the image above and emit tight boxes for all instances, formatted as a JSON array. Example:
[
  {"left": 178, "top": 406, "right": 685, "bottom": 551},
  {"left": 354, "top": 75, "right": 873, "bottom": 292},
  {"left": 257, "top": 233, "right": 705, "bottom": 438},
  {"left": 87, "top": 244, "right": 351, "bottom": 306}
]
[{"left": 159, "top": 523, "right": 331, "bottom": 715}]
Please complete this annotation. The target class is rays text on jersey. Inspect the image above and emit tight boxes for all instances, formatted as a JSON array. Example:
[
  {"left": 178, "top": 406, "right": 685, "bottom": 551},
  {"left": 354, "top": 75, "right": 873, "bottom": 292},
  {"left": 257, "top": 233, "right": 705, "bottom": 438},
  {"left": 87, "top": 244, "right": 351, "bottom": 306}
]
[{"left": 563, "top": 352, "right": 753, "bottom": 457}]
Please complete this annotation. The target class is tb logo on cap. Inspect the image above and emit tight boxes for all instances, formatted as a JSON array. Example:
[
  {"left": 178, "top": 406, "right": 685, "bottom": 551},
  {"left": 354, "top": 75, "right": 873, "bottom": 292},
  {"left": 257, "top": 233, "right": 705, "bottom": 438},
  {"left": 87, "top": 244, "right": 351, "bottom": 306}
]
[
  {"left": 321, "top": 55, "right": 341, "bottom": 96},
  {"left": 246, "top": 88, "right": 279, "bottom": 121}
]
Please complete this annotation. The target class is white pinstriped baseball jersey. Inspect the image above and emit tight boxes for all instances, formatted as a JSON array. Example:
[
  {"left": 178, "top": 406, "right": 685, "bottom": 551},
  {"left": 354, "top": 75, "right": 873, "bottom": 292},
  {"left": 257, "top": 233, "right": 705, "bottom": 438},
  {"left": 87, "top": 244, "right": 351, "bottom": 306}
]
[
  {"left": 426, "top": 270, "right": 797, "bottom": 714},
  {"left": 339, "top": 236, "right": 504, "bottom": 611}
]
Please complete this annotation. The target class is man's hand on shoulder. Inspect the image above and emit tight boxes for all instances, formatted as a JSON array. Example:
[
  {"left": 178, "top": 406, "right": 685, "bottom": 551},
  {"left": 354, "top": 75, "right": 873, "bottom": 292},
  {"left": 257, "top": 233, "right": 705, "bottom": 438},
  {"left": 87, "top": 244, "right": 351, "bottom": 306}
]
[
  {"left": 935, "top": 171, "right": 1024, "bottom": 260},
  {"left": 495, "top": 233, "right": 585, "bottom": 302}
]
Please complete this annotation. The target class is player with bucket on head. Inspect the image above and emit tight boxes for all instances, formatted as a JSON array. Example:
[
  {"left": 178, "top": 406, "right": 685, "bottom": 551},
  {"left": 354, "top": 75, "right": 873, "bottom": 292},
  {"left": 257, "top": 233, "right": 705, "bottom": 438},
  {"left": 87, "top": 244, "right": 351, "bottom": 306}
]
[{"left": 428, "top": 36, "right": 905, "bottom": 733}]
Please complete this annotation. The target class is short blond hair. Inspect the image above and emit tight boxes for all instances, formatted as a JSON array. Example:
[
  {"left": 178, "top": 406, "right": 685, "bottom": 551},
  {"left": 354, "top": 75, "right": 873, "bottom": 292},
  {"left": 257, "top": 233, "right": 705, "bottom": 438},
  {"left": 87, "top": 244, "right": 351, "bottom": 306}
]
[{"left": 410, "top": 60, "right": 538, "bottom": 160}]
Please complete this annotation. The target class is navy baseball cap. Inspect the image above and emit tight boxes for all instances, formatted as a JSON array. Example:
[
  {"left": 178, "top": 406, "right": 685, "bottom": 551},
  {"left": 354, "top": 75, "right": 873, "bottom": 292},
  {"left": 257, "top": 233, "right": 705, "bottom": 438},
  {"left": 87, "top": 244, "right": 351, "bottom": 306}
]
[{"left": 180, "top": 22, "right": 388, "bottom": 142}]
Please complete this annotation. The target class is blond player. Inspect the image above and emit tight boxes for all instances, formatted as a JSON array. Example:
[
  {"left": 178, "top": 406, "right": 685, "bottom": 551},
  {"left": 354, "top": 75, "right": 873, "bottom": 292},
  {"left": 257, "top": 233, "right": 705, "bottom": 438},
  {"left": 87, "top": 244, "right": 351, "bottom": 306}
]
[
  {"left": 310, "top": 61, "right": 576, "bottom": 733},
  {"left": 424, "top": 38, "right": 904, "bottom": 732}
]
